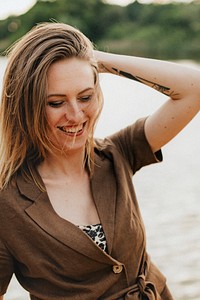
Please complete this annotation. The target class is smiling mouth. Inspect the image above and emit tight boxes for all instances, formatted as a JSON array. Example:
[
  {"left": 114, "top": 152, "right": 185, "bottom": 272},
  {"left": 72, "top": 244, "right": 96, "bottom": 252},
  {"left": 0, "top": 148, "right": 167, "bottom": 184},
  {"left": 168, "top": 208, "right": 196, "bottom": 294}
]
[{"left": 57, "top": 122, "right": 86, "bottom": 135}]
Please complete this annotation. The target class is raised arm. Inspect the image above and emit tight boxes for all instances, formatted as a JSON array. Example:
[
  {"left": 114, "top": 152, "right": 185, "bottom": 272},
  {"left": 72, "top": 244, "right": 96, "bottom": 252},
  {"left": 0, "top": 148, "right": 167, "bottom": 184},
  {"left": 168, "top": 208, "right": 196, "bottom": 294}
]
[{"left": 95, "top": 50, "right": 200, "bottom": 152}]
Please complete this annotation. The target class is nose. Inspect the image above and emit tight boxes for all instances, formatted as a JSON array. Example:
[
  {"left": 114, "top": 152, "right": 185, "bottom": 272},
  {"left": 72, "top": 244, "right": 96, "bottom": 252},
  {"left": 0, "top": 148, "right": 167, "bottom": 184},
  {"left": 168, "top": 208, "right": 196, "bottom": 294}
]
[{"left": 65, "top": 100, "right": 83, "bottom": 122}]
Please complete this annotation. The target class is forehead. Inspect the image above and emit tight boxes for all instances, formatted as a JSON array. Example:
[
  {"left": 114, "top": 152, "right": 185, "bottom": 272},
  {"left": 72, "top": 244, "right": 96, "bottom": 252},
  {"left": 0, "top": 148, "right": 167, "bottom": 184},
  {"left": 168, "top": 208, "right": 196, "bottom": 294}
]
[{"left": 47, "top": 58, "right": 95, "bottom": 95}]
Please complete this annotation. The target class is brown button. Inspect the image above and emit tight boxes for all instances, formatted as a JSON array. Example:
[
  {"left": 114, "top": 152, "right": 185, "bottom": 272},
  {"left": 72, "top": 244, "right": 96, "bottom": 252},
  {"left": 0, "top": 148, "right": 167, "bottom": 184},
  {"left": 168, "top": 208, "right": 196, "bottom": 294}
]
[{"left": 112, "top": 265, "right": 123, "bottom": 274}]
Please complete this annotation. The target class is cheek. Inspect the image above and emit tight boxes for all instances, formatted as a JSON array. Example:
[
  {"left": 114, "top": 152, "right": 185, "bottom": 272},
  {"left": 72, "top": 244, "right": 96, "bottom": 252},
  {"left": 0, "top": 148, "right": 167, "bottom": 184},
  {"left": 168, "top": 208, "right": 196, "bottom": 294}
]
[
  {"left": 46, "top": 108, "right": 59, "bottom": 127},
  {"left": 88, "top": 96, "right": 101, "bottom": 115},
  {"left": 86, "top": 100, "right": 101, "bottom": 130},
  {"left": 86, "top": 102, "right": 99, "bottom": 122}
]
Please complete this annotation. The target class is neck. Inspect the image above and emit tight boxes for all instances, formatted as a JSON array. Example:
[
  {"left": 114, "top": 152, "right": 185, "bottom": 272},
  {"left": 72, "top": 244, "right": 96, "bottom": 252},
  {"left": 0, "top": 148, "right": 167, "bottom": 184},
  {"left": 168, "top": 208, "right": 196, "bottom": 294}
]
[{"left": 38, "top": 149, "right": 86, "bottom": 180}]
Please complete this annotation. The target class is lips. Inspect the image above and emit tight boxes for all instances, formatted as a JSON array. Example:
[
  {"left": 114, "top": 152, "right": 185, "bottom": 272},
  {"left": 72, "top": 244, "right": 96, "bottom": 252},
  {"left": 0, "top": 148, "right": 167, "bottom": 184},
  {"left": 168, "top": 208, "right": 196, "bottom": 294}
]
[{"left": 57, "top": 122, "right": 86, "bottom": 135}]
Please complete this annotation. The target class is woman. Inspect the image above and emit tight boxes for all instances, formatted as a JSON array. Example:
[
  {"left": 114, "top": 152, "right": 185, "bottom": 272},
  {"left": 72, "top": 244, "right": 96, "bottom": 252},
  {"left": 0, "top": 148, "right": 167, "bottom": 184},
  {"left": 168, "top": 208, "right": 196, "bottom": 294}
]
[{"left": 0, "top": 22, "right": 199, "bottom": 300}]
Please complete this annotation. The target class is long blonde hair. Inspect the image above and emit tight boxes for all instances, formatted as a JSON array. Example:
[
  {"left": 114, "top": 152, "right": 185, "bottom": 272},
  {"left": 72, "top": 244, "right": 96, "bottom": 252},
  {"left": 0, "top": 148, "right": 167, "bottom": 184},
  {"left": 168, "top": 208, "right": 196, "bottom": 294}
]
[{"left": 0, "top": 22, "right": 103, "bottom": 190}]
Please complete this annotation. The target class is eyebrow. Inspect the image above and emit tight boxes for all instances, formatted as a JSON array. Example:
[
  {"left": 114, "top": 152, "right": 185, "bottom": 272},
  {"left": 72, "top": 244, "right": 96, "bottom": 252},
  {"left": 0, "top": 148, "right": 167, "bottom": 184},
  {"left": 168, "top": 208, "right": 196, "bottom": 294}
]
[{"left": 47, "top": 87, "right": 95, "bottom": 98}]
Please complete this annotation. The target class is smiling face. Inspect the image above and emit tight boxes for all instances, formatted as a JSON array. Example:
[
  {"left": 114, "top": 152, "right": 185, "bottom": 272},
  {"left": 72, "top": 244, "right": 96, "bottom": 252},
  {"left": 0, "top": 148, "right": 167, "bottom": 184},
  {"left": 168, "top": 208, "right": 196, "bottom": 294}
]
[{"left": 46, "top": 57, "right": 100, "bottom": 155}]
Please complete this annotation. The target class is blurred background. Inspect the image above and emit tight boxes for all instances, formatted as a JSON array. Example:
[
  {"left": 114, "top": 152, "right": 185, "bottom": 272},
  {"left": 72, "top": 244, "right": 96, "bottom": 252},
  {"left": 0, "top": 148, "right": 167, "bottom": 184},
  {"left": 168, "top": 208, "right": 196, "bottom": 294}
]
[
  {"left": 0, "top": 1, "right": 200, "bottom": 300},
  {"left": 1, "top": 0, "right": 200, "bottom": 60}
]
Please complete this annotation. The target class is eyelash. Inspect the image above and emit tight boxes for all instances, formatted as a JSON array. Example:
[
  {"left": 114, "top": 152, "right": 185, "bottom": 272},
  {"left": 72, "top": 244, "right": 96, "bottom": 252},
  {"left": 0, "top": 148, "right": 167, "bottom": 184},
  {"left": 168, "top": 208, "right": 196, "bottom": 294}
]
[
  {"left": 47, "top": 95, "right": 93, "bottom": 107},
  {"left": 47, "top": 101, "right": 64, "bottom": 108},
  {"left": 79, "top": 95, "right": 93, "bottom": 102}
]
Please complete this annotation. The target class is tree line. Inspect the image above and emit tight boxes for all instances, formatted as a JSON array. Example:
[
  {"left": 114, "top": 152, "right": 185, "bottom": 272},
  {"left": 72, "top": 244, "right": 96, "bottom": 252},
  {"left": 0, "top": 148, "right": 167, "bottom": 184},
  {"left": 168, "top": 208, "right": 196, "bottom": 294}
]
[{"left": 1, "top": 0, "right": 200, "bottom": 60}]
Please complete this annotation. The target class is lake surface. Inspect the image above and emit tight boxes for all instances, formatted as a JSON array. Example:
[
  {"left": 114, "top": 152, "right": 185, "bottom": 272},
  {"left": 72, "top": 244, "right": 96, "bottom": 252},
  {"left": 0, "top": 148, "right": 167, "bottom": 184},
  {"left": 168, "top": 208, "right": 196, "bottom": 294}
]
[{"left": 0, "top": 57, "right": 200, "bottom": 300}]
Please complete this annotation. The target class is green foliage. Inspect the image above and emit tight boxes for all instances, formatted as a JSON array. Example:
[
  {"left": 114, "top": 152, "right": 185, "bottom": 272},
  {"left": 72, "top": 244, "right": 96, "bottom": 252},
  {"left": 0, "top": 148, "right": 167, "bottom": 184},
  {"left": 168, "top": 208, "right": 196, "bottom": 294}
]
[{"left": 0, "top": 0, "right": 200, "bottom": 60}]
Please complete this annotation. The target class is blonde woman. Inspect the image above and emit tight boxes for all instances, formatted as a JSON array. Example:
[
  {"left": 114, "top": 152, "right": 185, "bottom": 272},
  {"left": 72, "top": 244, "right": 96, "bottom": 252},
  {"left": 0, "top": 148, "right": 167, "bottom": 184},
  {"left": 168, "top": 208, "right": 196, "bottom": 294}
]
[{"left": 0, "top": 22, "right": 199, "bottom": 300}]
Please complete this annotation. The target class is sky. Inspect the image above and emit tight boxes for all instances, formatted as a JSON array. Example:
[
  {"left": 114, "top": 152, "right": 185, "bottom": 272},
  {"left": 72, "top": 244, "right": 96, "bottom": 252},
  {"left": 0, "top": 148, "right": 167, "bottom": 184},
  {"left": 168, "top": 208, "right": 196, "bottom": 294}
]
[{"left": 0, "top": 0, "right": 192, "bottom": 20}]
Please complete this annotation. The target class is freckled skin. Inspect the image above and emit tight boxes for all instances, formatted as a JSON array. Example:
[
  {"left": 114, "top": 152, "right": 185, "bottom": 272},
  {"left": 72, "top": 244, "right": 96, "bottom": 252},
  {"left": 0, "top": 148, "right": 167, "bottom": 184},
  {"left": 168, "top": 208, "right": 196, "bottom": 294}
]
[{"left": 46, "top": 58, "right": 99, "bottom": 154}]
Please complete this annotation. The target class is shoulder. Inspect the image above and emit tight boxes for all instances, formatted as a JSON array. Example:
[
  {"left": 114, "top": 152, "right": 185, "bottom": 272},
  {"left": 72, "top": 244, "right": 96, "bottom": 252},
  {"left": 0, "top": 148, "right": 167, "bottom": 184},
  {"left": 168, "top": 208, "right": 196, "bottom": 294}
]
[
  {"left": 0, "top": 179, "right": 32, "bottom": 233},
  {"left": 95, "top": 118, "right": 146, "bottom": 151},
  {"left": 94, "top": 117, "right": 162, "bottom": 174},
  {"left": 0, "top": 182, "right": 19, "bottom": 220}
]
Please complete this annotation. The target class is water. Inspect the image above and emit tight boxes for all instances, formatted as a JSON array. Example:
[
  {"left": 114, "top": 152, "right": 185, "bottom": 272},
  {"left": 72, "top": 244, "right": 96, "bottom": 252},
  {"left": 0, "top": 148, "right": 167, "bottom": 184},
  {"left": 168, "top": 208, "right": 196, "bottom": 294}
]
[{"left": 0, "top": 57, "right": 200, "bottom": 300}]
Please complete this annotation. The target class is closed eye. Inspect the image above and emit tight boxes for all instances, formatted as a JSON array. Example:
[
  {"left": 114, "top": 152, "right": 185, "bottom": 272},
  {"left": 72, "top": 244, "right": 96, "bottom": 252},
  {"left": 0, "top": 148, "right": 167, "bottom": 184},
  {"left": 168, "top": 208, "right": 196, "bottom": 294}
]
[
  {"left": 47, "top": 101, "right": 64, "bottom": 108},
  {"left": 79, "top": 95, "right": 93, "bottom": 102}
]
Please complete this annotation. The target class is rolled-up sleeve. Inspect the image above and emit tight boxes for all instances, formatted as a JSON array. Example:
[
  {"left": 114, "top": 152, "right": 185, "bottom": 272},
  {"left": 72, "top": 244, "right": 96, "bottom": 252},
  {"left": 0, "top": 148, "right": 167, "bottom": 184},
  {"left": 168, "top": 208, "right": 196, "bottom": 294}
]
[
  {"left": 105, "top": 117, "right": 163, "bottom": 174},
  {"left": 0, "top": 239, "right": 14, "bottom": 295}
]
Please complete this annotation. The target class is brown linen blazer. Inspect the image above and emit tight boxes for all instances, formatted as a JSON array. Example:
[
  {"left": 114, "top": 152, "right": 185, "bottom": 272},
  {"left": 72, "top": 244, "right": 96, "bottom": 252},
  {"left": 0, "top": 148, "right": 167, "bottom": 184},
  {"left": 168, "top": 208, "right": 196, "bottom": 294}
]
[{"left": 0, "top": 118, "right": 173, "bottom": 299}]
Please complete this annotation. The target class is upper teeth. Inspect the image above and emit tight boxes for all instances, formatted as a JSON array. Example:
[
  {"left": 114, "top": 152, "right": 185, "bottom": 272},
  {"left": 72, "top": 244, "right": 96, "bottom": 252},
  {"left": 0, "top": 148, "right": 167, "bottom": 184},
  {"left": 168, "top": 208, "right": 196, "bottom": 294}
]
[{"left": 58, "top": 124, "right": 83, "bottom": 133}]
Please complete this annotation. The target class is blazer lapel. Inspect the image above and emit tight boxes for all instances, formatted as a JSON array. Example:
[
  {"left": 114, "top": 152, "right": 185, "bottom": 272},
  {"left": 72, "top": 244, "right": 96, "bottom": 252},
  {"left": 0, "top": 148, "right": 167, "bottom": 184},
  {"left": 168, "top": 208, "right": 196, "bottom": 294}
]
[
  {"left": 16, "top": 166, "right": 115, "bottom": 264},
  {"left": 91, "top": 153, "right": 117, "bottom": 254}
]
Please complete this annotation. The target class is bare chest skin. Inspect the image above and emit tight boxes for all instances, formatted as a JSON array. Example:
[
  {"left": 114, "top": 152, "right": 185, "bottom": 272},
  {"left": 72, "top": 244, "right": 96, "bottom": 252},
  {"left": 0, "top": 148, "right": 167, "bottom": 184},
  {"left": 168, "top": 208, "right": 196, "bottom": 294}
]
[{"left": 42, "top": 172, "right": 100, "bottom": 226}]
